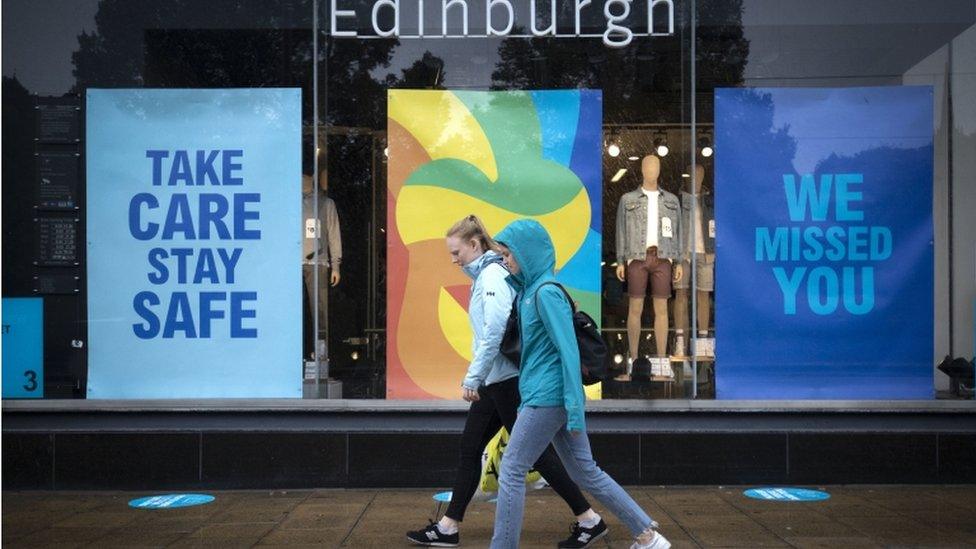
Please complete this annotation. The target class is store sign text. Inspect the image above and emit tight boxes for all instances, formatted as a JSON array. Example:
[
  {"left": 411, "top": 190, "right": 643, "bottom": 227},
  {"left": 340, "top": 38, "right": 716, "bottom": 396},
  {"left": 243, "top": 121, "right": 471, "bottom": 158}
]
[
  {"left": 755, "top": 173, "right": 892, "bottom": 316},
  {"left": 129, "top": 149, "right": 260, "bottom": 339},
  {"left": 331, "top": 0, "right": 675, "bottom": 47}
]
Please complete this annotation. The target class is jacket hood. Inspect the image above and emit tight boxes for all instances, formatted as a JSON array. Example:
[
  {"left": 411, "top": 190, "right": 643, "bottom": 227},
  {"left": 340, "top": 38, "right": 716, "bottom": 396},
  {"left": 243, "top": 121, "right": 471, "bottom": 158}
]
[
  {"left": 494, "top": 219, "right": 555, "bottom": 288},
  {"left": 461, "top": 250, "right": 504, "bottom": 280}
]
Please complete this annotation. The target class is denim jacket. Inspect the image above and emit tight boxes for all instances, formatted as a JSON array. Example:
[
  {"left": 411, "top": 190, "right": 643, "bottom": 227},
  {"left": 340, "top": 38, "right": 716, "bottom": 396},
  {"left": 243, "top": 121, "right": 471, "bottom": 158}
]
[
  {"left": 615, "top": 186, "right": 681, "bottom": 264},
  {"left": 679, "top": 191, "right": 715, "bottom": 259}
]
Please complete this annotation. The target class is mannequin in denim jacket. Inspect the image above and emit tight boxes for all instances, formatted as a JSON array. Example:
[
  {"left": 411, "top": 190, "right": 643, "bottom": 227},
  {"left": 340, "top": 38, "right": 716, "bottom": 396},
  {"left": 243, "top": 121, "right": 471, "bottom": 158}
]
[{"left": 614, "top": 155, "right": 682, "bottom": 368}]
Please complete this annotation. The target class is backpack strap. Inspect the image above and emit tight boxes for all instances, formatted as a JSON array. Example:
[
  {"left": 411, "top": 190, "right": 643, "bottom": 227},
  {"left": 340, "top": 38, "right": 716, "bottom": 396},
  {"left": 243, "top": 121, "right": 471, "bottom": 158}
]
[{"left": 534, "top": 281, "right": 577, "bottom": 316}]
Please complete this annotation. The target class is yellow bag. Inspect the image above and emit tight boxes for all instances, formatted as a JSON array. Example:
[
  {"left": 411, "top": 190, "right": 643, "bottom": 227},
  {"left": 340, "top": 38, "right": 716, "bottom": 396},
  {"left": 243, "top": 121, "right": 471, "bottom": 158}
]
[{"left": 479, "top": 427, "right": 543, "bottom": 493}]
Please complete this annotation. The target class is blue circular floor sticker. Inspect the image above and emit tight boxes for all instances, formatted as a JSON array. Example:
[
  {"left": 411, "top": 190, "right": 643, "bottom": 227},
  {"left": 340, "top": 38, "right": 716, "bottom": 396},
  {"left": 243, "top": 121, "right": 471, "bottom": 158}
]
[
  {"left": 129, "top": 494, "right": 215, "bottom": 509},
  {"left": 744, "top": 487, "right": 830, "bottom": 502}
]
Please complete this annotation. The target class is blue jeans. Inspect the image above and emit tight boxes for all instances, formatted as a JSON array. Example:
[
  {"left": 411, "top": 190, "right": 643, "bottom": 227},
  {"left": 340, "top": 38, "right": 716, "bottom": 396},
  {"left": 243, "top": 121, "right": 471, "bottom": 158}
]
[{"left": 490, "top": 406, "right": 654, "bottom": 548}]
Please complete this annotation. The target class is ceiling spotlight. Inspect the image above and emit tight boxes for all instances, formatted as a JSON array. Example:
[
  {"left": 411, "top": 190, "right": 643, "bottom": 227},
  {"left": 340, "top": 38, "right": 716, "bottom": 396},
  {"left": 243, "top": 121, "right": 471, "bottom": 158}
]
[
  {"left": 605, "top": 128, "right": 622, "bottom": 157},
  {"left": 698, "top": 136, "right": 713, "bottom": 158},
  {"left": 653, "top": 132, "right": 669, "bottom": 157},
  {"left": 383, "top": 147, "right": 389, "bottom": 157},
  {"left": 627, "top": 155, "right": 640, "bottom": 161},
  {"left": 613, "top": 354, "right": 624, "bottom": 365}
]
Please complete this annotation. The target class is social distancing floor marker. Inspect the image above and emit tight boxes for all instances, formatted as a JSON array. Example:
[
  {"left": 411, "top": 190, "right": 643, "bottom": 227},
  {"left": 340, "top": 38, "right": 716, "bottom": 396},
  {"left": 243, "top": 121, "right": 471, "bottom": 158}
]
[
  {"left": 129, "top": 494, "right": 215, "bottom": 509},
  {"left": 743, "top": 487, "right": 830, "bottom": 501}
]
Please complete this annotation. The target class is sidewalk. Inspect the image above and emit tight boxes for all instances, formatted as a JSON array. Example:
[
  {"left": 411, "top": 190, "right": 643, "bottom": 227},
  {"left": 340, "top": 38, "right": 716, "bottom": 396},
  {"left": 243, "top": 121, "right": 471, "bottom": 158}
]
[{"left": 3, "top": 485, "right": 975, "bottom": 548}]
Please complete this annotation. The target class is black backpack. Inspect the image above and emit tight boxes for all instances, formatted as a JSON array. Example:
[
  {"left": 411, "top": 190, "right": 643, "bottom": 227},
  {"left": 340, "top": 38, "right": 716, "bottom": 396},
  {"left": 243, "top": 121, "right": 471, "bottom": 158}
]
[{"left": 499, "top": 282, "right": 609, "bottom": 386}]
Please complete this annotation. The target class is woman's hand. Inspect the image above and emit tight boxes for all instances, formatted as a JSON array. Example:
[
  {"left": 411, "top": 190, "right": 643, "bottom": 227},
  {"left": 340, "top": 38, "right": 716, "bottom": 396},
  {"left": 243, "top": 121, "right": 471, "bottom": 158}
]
[{"left": 462, "top": 387, "right": 480, "bottom": 402}]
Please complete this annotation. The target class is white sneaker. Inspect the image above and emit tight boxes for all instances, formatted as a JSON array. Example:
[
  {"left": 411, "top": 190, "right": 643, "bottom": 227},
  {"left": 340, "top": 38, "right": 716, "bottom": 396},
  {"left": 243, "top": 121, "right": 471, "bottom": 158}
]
[
  {"left": 692, "top": 337, "right": 713, "bottom": 357},
  {"left": 662, "top": 360, "right": 674, "bottom": 379},
  {"left": 630, "top": 529, "right": 671, "bottom": 549}
]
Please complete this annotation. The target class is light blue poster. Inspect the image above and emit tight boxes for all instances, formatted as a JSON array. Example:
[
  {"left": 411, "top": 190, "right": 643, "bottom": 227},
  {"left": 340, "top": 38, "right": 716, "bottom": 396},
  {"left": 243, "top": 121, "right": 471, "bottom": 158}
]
[
  {"left": 86, "top": 89, "right": 302, "bottom": 398},
  {"left": 2, "top": 298, "right": 44, "bottom": 398},
  {"left": 714, "top": 86, "right": 934, "bottom": 399}
]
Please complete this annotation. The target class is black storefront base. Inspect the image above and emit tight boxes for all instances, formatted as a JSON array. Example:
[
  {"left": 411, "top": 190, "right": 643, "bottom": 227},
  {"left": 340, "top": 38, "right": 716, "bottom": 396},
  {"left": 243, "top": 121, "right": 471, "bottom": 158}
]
[{"left": 3, "top": 401, "right": 975, "bottom": 490}]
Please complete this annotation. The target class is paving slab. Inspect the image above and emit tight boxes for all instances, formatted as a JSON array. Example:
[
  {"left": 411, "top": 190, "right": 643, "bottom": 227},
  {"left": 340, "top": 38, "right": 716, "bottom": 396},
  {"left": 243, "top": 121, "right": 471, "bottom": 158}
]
[{"left": 3, "top": 486, "right": 975, "bottom": 548}]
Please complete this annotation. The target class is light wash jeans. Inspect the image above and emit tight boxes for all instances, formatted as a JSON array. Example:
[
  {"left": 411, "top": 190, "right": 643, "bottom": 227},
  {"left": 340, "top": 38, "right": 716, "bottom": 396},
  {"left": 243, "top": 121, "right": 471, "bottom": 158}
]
[{"left": 490, "top": 406, "right": 655, "bottom": 548}]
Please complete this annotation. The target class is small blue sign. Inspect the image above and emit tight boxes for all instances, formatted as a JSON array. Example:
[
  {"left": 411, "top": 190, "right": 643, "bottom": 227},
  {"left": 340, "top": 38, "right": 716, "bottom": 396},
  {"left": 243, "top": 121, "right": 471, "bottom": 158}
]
[
  {"left": 433, "top": 491, "right": 453, "bottom": 503},
  {"left": 129, "top": 494, "right": 215, "bottom": 509},
  {"left": 744, "top": 487, "right": 830, "bottom": 502},
  {"left": 2, "top": 298, "right": 44, "bottom": 399}
]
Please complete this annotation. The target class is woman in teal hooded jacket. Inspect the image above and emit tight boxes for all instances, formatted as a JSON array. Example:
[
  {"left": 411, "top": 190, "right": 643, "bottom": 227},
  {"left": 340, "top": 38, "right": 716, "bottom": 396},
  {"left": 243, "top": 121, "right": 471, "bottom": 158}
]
[
  {"left": 407, "top": 215, "right": 597, "bottom": 549},
  {"left": 490, "top": 219, "right": 671, "bottom": 549}
]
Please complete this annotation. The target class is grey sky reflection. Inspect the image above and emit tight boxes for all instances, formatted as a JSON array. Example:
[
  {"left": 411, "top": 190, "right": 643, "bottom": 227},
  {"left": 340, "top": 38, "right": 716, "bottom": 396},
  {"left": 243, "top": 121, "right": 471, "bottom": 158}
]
[{"left": 2, "top": 0, "right": 100, "bottom": 95}]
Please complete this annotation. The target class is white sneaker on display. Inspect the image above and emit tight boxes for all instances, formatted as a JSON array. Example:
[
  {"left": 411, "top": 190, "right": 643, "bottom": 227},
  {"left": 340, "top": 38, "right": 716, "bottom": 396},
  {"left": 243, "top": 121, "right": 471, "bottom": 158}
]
[
  {"left": 661, "top": 359, "right": 674, "bottom": 379},
  {"left": 648, "top": 357, "right": 670, "bottom": 378},
  {"left": 648, "top": 356, "right": 661, "bottom": 377}
]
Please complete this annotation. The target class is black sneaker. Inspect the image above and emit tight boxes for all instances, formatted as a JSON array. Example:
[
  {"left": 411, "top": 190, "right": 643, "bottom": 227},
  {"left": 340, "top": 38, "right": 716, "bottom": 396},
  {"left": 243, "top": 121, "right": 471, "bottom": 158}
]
[
  {"left": 406, "top": 520, "right": 460, "bottom": 547},
  {"left": 557, "top": 519, "right": 608, "bottom": 548}
]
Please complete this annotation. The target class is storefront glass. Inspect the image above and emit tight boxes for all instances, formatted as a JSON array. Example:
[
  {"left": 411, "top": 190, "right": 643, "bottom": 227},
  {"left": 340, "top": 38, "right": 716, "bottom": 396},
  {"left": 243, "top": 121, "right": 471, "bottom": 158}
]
[{"left": 2, "top": 0, "right": 974, "bottom": 402}]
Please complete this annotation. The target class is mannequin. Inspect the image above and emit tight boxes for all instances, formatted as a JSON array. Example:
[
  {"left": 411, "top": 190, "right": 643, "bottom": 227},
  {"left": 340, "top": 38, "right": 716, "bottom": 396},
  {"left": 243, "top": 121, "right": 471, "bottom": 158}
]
[
  {"left": 673, "top": 164, "right": 714, "bottom": 357},
  {"left": 302, "top": 170, "right": 342, "bottom": 358},
  {"left": 317, "top": 170, "right": 342, "bottom": 287},
  {"left": 614, "top": 155, "right": 681, "bottom": 381}
]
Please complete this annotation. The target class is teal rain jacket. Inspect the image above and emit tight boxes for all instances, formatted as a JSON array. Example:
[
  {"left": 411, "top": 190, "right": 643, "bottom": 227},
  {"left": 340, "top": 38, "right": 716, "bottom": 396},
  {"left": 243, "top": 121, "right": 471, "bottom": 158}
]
[
  {"left": 494, "top": 219, "right": 586, "bottom": 432},
  {"left": 461, "top": 250, "right": 519, "bottom": 390}
]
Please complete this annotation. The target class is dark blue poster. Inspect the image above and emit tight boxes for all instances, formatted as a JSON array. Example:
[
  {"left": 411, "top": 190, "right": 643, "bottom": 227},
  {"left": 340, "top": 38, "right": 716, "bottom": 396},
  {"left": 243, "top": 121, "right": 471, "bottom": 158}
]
[{"left": 714, "top": 86, "right": 934, "bottom": 399}]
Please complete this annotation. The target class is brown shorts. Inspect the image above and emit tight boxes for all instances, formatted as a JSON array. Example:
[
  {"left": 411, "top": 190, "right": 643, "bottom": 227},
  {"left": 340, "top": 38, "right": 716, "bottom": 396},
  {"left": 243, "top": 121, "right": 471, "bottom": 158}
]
[{"left": 627, "top": 247, "right": 673, "bottom": 299}]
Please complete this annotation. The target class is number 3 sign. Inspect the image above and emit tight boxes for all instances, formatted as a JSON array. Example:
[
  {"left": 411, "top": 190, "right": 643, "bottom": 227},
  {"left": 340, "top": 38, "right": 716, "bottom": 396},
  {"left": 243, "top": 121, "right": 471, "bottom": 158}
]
[{"left": 2, "top": 298, "right": 44, "bottom": 399}]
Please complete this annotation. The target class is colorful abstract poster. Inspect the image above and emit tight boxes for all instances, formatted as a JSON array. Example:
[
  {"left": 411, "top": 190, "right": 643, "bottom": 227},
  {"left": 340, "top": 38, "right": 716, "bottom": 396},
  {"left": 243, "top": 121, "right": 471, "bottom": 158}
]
[
  {"left": 714, "top": 86, "right": 934, "bottom": 399},
  {"left": 387, "top": 90, "right": 603, "bottom": 399}
]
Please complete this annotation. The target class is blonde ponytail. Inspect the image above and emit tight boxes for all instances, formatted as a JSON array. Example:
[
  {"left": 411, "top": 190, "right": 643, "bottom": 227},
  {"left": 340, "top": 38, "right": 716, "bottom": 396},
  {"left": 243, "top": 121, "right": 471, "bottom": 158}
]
[{"left": 446, "top": 215, "right": 497, "bottom": 252}]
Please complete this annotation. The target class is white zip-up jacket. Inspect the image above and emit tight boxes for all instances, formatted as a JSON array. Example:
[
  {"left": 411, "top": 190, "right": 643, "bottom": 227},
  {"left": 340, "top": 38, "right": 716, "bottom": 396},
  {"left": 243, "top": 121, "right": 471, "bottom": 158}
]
[{"left": 461, "top": 251, "right": 519, "bottom": 390}]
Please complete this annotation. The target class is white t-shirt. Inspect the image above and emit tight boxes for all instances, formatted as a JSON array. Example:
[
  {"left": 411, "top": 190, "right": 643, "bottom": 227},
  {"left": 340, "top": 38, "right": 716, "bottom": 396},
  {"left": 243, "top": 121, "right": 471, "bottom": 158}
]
[{"left": 642, "top": 189, "right": 660, "bottom": 247}]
